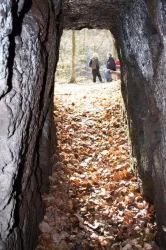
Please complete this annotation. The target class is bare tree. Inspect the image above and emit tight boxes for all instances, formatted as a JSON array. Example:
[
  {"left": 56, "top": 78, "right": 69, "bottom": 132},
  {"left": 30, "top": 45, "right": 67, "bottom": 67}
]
[{"left": 69, "top": 30, "right": 76, "bottom": 83}]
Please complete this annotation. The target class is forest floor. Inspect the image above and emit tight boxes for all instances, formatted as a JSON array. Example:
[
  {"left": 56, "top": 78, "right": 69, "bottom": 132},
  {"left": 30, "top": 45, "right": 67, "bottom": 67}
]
[{"left": 36, "top": 81, "right": 159, "bottom": 250}]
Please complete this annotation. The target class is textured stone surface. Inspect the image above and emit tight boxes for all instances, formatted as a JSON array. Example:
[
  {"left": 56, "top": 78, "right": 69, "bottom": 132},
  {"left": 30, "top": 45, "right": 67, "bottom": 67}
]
[
  {"left": 0, "top": 1, "right": 12, "bottom": 96},
  {"left": 115, "top": 0, "right": 166, "bottom": 248},
  {"left": 0, "top": 0, "right": 62, "bottom": 249},
  {"left": 115, "top": 0, "right": 156, "bottom": 201},
  {"left": 62, "top": 0, "right": 126, "bottom": 30}
]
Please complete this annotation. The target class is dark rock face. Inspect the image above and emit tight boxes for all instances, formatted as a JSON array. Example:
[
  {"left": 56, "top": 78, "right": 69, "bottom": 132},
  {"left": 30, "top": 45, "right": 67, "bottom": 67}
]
[
  {"left": 62, "top": 0, "right": 126, "bottom": 30},
  {"left": 115, "top": 1, "right": 166, "bottom": 248},
  {"left": 1, "top": 0, "right": 166, "bottom": 249},
  {"left": 116, "top": 0, "right": 157, "bottom": 201},
  {"left": 0, "top": 0, "right": 62, "bottom": 249}
]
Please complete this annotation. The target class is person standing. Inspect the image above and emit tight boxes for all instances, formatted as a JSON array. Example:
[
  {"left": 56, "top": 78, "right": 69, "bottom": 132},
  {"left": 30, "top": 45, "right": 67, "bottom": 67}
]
[
  {"left": 89, "top": 53, "right": 102, "bottom": 83},
  {"left": 104, "top": 53, "right": 116, "bottom": 82}
]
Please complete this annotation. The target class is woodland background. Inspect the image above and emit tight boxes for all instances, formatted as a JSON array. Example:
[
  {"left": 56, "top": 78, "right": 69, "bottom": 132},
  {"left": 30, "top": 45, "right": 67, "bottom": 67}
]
[{"left": 55, "top": 29, "right": 118, "bottom": 83}]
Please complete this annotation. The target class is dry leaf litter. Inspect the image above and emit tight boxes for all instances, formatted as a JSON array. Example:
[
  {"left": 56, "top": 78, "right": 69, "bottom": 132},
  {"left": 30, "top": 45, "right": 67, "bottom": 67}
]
[{"left": 36, "top": 81, "right": 158, "bottom": 250}]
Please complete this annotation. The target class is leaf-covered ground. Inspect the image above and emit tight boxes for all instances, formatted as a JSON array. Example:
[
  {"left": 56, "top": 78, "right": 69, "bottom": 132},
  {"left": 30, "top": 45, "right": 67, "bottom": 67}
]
[{"left": 36, "top": 82, "right": 158, "bottom": 250}]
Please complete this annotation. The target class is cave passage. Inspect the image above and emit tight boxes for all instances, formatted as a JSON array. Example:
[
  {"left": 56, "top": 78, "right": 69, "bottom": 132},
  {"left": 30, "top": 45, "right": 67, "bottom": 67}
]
[
  {"left": 2, "top": 0, "right": 166, "bottom": 249},
  {"left": 36, "top": 81, "right": 158, "bottom": 250}
]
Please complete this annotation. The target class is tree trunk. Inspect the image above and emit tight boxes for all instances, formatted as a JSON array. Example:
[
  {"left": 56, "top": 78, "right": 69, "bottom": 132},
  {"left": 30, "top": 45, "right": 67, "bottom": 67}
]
[{"left": 69, "top": 30, "right": 76, "bottom": 83}]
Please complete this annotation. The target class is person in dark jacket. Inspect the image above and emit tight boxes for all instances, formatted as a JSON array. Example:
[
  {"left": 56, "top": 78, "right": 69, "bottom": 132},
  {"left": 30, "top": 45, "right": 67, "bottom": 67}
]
[
  {"left": 89, "top": 53, "right": 102, "bottom": 83},
  {"left": 104, "top": 53, "right": 116, "bottom": 82}
]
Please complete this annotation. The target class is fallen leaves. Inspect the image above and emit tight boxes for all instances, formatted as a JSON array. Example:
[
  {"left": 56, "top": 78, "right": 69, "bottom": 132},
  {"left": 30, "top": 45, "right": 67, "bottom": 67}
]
[{"left": 36, "top": 82, "right": 158, "bottom": 250}]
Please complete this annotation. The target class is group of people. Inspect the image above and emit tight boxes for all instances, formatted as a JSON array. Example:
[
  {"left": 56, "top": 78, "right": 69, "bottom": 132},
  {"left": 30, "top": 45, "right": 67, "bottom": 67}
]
[{"left": 89, "top": 53, "right": 118, "bottom": 83}]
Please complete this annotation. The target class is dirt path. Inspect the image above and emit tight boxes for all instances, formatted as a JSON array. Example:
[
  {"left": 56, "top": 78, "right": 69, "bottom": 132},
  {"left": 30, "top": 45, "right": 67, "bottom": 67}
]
[{"left": 36, "top": 81, "right": 158, "bottom": 250}]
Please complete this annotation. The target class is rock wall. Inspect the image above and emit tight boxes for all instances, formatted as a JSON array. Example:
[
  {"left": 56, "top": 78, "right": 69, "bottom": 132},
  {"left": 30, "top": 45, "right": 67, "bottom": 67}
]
[
  {"left": 0, "top": 0, "right": 62, "bottom": 249},
  {"left": 62, "top": 0, "right": 126, "bottom": 30},
  {"left": 115, "top": 0, "right": 166, "bottom": 248}
]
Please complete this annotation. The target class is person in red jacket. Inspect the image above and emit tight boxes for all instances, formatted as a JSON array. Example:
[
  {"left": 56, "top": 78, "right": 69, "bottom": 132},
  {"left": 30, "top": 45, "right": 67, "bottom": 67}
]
[{"left": 115, "top": 60, "right": 120, "bottom": 71}]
